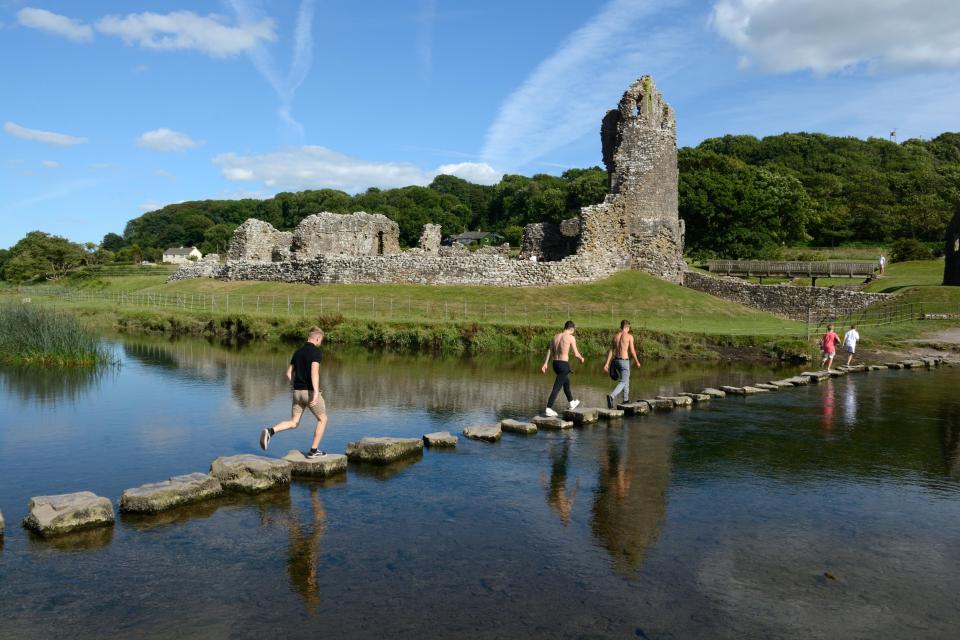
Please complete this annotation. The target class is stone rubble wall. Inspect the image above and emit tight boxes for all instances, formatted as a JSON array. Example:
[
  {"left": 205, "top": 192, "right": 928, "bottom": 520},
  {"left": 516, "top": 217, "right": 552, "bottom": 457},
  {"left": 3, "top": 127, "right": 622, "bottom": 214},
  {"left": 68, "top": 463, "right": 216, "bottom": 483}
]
[
  {"left": 228, "top": 220, "right": 292, "bottom": 262},
  {"left": 418, "top": 224, "right": 442, "bottom": 253},
  {"left": 682, "top": 271, "right": 889, "bottom": 320},
  {"left": 292, "top": 212, "right": 400, "bottom": 258},
  {"left": 520, "top": 219, "right": 581, "bottom": 261}
]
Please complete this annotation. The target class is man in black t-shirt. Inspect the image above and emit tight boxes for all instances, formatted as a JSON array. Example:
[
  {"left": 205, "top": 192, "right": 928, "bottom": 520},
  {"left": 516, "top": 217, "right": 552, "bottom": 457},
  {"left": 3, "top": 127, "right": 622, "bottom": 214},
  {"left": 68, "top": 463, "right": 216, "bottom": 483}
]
[{"left": 260, "top": 326, "right": 328, "bottom": 458}]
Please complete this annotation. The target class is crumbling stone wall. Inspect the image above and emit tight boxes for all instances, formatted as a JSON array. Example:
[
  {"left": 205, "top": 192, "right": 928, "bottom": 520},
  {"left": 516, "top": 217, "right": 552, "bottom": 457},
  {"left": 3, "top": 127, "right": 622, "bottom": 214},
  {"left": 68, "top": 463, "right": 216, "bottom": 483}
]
[
  {"left": 520, "top": 219, "right": 580, "bottom": 261},
  {"left": 682, "top": 271, "right": 888, "bottom": 320},
  {"left": 944, "top": 202, "right": 960, "bottom": 286},
  {"left": 292, "top": 212, "right": 400, "bottom": 258},
  {"left": 227, "top": 220, "right": 292, "bottom": 262},
  {"left": 418, "top": 224, "right": 441, "bottom": 253}
]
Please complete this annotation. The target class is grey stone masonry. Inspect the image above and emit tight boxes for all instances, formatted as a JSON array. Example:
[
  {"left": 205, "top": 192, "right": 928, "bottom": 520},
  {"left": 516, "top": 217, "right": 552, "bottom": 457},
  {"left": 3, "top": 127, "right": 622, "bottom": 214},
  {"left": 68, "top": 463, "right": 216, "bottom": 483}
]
[
  {"left": 346, "top": 437, "right": 423, "bottom": 464},
  {"left": 119, "top": 473, "right": 223, "bottom": 514},
  {"left": 283, "top": 451, "right": 348, "bottom": 478},
  {"left": 23, "top": 491, "right": 115, "bottom": 537},
  {"left": 228, "top": 219, "right": 292, "bottom": 262},
  {"left": 418, "top": 224, "right": 442, "bottom": 253},
  {"left": 463, "top": 424, "right": 502, "bottom": 442},
  {"left": 682, "top": 271, "right": 887, "bottom": 320},
  {"left": 423, "top": 431, "right": 458, "bottom": 448},
  {"left": 210, "top": 454, "right": 292, "bottom": 493},
  {"left": 500, "top": 419, "right": 538, "bottom": 435},
  {"left": 292, "top": 212, "right": 400, "bottom": 258}
]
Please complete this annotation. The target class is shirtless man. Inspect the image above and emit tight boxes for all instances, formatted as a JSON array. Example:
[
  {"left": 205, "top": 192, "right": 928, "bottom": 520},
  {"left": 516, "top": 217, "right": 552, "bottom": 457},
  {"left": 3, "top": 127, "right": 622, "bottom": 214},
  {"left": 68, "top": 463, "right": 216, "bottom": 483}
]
[
  {"left": 541, "top": 320, "right": 584, "bottom": 417},
  {"left": 602, "top": 320, "right": 642, "bottom": 408}
]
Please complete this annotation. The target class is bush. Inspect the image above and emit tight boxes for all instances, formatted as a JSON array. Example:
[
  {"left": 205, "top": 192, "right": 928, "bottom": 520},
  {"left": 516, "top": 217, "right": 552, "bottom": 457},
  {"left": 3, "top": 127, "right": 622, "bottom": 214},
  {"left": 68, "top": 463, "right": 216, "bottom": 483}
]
[
  {"left": 0, "top": 303, "right": 109, "bottom": 366},
  {"left": 890, "top": 238, "right": 933, "bottom": 262}
]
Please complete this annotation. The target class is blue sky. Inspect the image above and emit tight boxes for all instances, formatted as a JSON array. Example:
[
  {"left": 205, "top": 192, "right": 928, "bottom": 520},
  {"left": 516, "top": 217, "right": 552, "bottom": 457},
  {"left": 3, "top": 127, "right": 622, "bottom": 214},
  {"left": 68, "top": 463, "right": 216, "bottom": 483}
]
[{"left": 2, "top": 0, "right": 959, "bottom": 249}]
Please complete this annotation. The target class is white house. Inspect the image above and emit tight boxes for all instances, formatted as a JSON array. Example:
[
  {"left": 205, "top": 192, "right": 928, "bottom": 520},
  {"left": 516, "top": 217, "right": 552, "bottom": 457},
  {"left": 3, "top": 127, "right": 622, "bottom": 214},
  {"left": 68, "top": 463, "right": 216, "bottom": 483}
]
[{"left": 162, "top": 246, "right": 202, "bottom": 264}]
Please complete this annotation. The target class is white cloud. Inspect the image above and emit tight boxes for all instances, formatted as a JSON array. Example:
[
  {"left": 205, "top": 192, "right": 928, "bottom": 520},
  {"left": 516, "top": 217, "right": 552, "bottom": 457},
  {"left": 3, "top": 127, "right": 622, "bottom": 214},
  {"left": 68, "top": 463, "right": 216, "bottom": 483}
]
[
  {"left": 710, "top": 0, "right": 960, "bottom": 74},
  {"left": 416, "top": 0, "right": 438, "bottom": 79},
  {"left": 17, "top": 7, "right": 94, "bottom": 43},
  {"left": 436, "top": 162, "right": 503, "bottom": 185},
  {"left": 4, "top": 121, "right": 88, "bottom": 146},
  {"left": 136, "top": 128, "right": 199, "bottom": 152},
  {"left": 214, "top": 146, "right": 501, "bottom": 192},
  {"left": 481, "top": 0, "right": 690, "bottom": 170},
  {"left": 96, "top": 10, "right": 275, "bottom": 58},
  {"left": 41, "top": 160, "right": 60, "bottom": 169}
]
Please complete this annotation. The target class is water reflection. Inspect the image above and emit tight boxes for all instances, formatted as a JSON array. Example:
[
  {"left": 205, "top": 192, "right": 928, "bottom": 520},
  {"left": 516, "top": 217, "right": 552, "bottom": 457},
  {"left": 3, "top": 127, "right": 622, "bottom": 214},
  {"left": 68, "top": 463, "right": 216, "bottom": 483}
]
[
  {"left": 939, "top": 401, "right": 960, "bottom": 479},
  {"left": 820, "top": 379, "right": 835, "bottom": 435},
  {"left": 541, "top": 438, "right": 580, "bottom": 525},
  {"left": 286, "top": 487, "right": 327, "bottom": 612},
  {"left": 843, "top": 378, "right": 858, "bottom": 428},
  {"left": 0, "top": 364, "right": 110, "bottom": 406},
  {"left": 591, "top": 423, "right": 672, "bottom": 575}
]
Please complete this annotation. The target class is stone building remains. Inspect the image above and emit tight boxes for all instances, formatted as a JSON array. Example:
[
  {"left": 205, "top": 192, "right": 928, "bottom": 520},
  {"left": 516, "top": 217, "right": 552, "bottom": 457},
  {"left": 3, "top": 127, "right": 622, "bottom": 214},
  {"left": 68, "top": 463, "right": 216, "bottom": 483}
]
[{"left": 944, "top": 201, "right": 960, "bottom": 286}]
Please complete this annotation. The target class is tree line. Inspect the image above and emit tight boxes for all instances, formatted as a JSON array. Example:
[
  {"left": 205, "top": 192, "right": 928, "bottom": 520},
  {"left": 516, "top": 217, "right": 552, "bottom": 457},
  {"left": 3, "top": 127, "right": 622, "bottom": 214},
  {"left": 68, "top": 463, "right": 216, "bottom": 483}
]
[{"left": 2, "top": 131, "right": 958, "bottom": 283}]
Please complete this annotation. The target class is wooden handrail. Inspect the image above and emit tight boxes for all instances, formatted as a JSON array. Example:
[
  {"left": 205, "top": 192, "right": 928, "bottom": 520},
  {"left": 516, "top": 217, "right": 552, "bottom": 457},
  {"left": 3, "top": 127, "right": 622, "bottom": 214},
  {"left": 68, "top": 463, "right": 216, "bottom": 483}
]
[{"left": 706, "top": 260, "right": 877, "bottom": 278}]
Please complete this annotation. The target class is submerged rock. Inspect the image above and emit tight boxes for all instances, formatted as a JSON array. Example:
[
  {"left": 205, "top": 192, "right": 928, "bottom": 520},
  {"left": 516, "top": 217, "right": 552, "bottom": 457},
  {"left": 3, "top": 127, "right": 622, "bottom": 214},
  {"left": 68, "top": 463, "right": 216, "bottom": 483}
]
[
  {"left": 885, "top": 362, "right": 905, "bottom": 369},
  {"left": 563, "top": 407, "right": 600, "bottom": 424},
  {"left": 597, "top": 408, "right": 625, "bottom": 420},
  {"left": 23, "top": 491, "right": 114, "bottom": 537},
  {"left": 617, "top": 401, "right": 651, "bottom": 415},
  {"left": 283, "top": 450, "right": 348, "bottom": 477},
  {"left": 119, "top": 473, "right": 223, "bottom": 514},
  {"left": 422, "top": 431, "right": 458, "bottom": 448},
  {"left": 210, "top": 454, "right": 292, "bottom": 493},
  {"left": 346, "top": 437, "right": 423, "bottom": 464},
  {"left": 532, "top": 415, "right": 574, "bottom": 429},
  {"left": 463, "top": 424, "right": 502, "bottom": 442},
  {"left": 500, "top": 419, "right": 537, "bottom": 435},
  {"left": 700, "top": 388, "right": 727, "bottom": 398}
]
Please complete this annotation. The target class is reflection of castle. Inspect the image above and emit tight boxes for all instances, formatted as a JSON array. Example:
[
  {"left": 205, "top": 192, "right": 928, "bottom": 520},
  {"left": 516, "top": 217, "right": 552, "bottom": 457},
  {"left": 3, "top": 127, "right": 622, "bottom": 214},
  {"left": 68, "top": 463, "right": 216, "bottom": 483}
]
[{"left": 590, "top": 422, "right": 672, "bottom": 575}]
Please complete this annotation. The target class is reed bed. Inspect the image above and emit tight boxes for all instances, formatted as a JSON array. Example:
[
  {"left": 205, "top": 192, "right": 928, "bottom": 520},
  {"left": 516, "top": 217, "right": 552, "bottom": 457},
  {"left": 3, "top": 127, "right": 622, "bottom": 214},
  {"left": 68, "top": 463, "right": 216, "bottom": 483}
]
[{"left": 0, "top": 303, "right": 109, "bottom": 366}]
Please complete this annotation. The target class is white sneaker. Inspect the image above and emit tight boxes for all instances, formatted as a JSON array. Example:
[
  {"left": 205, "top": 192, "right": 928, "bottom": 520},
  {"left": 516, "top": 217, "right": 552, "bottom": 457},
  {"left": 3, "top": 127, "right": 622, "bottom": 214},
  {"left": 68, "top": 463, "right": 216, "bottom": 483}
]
[
  {"left": 544, "top": 407, "right": 558, "bottom": 417},
  {"left": 569, "top": 399, "right": 581, "bottom": 410}
]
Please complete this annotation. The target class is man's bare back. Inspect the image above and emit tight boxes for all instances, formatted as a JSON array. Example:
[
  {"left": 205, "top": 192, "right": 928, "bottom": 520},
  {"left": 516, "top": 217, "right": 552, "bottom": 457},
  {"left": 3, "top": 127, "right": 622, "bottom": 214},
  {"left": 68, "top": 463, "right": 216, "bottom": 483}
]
[
  {"left": 551, "top": 332, "right": 576, "bottom": 361},
  {"left": 611, "top": 330, "right": 634, "bottom": 359}
]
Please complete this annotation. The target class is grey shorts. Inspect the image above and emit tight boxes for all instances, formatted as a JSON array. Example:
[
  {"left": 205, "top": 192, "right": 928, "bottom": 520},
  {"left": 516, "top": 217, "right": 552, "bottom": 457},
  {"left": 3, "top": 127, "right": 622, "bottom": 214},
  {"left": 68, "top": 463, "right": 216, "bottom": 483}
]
[{"left": 292, "top": 389, "right": 326, "bottom": 417}]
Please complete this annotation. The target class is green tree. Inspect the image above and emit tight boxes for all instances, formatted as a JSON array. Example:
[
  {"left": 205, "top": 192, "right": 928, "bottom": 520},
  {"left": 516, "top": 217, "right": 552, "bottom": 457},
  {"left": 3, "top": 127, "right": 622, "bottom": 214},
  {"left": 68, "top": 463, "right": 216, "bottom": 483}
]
[
  {"left": 101, "top": 232, "right": 125, "bottom": 252},
  {"left": 3, "top": 231, "right": 87, "bottom": 282}
]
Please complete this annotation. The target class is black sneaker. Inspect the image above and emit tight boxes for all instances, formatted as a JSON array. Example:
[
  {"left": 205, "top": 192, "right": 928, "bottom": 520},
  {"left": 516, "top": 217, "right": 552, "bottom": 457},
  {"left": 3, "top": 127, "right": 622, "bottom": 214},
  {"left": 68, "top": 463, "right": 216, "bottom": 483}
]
[
  {"left": 259, "top": 428, "right": 271, "bottom": 451},
  {"left": 305, "top": 449, "right": 325, "bottom": 459},
  {"left": 606, "top": 394, "right": 615, "bottom": 409}
]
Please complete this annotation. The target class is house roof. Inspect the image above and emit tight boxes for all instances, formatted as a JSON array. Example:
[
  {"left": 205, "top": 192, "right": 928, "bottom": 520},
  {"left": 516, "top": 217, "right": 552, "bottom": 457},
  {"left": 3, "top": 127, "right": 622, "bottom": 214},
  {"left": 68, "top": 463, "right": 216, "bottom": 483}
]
[{"left": 163, "top": 246, "right": 199, "bottom": 255}]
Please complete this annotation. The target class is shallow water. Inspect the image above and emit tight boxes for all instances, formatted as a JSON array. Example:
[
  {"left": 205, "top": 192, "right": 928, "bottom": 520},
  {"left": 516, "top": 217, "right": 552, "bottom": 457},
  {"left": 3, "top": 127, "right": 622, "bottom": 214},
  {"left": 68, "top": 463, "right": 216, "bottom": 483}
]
[{"left": 0, "top": 339, "right": 958, "bottom": 639}]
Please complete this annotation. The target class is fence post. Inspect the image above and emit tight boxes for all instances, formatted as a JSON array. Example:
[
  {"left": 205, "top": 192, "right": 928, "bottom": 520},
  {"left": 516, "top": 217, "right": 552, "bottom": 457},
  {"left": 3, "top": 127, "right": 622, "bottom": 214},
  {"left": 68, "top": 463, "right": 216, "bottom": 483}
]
[{"left": 806, "top": 307, "right": 812, "bottom": 340}]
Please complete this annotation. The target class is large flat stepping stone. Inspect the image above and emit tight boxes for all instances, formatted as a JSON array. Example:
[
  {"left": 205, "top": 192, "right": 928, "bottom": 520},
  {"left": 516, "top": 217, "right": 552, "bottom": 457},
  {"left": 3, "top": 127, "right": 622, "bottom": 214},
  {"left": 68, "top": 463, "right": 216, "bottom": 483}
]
[
  {"left": 500, "top": 419, "right": 537, "bottom": 435},
  {"left": 656, "top": 395, "right": 693, "bottom": 407},
  {"left": 463, "top": 424, "right": 502, "bottom": 442},
  {"left": 826, "top": 369, "right": 847, "bottom": 377},
  {"left": 767, "top": 380, "right": 795, "bottom": 388},
  {"left": 700, "top": 388, "right": 727, "bottom": 398},
  {"left": 743, "top": 386, "right": 770, "bottom": 394},
  {"left": 532, "top": 415, "right": 574, "bottom": 429},
  {"left": 597, "top": 408, "right": 624, "bottom": 420},
  {"left": 679, "top": 392, "right": 712, "bottom": 402},
  {"left": 839, "top": 365, "right": 866, "bottom": 372},
  {"left": 119, "top": 473, "right": 223, "bottom": 514},
  {"left": 210, "top": 454, "right": 292, "bottom": 493},
  {"left": 867, "top": 365, "right": 886, "bottom": 371},
  {"left": 643, "top": 398, "right": 676, "bottom": 410},
  {"left": 423, "top": 431, "right": 458, "bottom": 448},
  {"left": 347, "top": 437, "right": 423, "bottom": 464},
  {"left": 900, "top": 360, "right": 924, "bottom": 369},
  {"left": 885, "top": 362, "right": 905, "bottom": 369},
  {"left": 799, "top": 372, "right": 829, "bottom": 382},
  {"left": 617, "top": 401, "right": 651, "bottom": 415},
  {"left": 784, "top": 376, "right": 811, "bottom": 386},
  {"left": 562, "top": 407, "right": 599, "bottom": 424},
  {"left": 283, "top": 450, "right": 348, "bottom": 477},
  {"left": 921, "top": 357, "right": 941, "bottom": 368},
  {"left": 23, "top": 491, "right": 114, "bottom": 537},
  {"left": 753, "top": 383, "right": 779, "bottom": 391},
  {"left": 721, "top": 386, "right": 768, "bottom": 395}
]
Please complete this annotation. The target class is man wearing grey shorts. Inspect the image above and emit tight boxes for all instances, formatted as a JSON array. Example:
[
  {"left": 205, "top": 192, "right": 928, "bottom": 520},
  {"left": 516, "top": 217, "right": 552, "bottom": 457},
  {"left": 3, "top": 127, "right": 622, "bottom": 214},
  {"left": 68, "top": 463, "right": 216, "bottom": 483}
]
[
  {"left": 602, "top": 320, "right": 642, "bottom": 408},
  {"left": 260, "top": 326, "right": 328, "bottom": 458}
]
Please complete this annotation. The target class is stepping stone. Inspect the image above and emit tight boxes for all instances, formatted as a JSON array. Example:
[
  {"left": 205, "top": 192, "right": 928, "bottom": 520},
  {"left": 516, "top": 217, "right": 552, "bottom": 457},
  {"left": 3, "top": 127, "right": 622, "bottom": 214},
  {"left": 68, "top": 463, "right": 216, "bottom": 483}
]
[
  {"left": 617, "top": 401, "right": 651, "bottom": 415},
  {"left": 346, "top": 437, "right": 423, "bottom": 464},
  {"left": 767, "top": 380, "right": 795, "bottom": 388},
  {"left": 922, "top": 357, "right": 942, "bottom": 367},
  {"left": 210, "top": 454, "right": 292, "bottom": 493},
  {"left": 753, "top": 383, "right": 779, "bottom": 391},
  {"left": 885, "top": 362, "right": 905, "bottom": 369},
  {"left": 119, "top": 473, "right": 223, "bottom": 514},
  {"left": 423, "top": 431, "right": 458, "bottom": 448},
  {"left": 700, "top": 388, "right": 727, "bottom": 398},
  {"left": 839, "top": 365, "right": 866, "bottom": 372},
  {"left": 799, "top": 372, "right": 828, "bottom": 383},
  {"left": 657, "top": 395, "right": 693, "bottom": 407},
  {"left": 562, "top": 407, "right": 599, "bottom": 424},
  {"left": 283, "top": 450, "right": 349, "bottom": 477},
  {"left": 900, "top": 360, "right": 925, "bottom": 368},
  {"left": 742, "top": 386, "right": 770, "bottom": 394},
  {"left": 499, "top": 419, "right": 537, "bottom": 435},
  {"left": 597, "top": 408, "right": 624, "bottom": 420},
  {"left": 867, "top": 365, "right": 886, "bottom": 371},
  {"left": 784, "top": 376, "right": 810, "bottom": 386},
  {"left": 679, "top": 392, "right": 712, "bottom": 402},
  {"left": 826, "top": 369, "right": 847, "bottom": 377},
  {"left": 720, "top": 386, "right": 747, "bottom": 395},
  {"left": 463, "top": 424, "right": 502, "bottom": 442},
  {"left": 643, "top": 398, "right": 676, "bottom": 410},
  {"left": 531, "top": 415, "right": 574, "bottom": 429},
  {"left": 22, "top": 491, "right": 114, "bottom": 537}
]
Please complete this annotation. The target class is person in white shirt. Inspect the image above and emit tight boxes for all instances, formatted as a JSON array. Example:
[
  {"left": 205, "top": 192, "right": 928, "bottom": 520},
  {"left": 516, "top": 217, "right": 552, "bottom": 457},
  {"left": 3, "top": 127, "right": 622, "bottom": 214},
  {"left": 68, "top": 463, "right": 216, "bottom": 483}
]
[
  {"left": 843, "top": 324, "right": 861, "bottom": 365},
  {"left": 879, "top": 254, "right": 885, "bottom": 275}
]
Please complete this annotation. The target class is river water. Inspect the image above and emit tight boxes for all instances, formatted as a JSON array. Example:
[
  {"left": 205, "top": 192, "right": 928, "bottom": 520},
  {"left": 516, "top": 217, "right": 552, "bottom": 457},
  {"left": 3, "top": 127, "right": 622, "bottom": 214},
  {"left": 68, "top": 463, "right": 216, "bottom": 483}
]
[{"left": 0, "top": 338, "right": 958, "bottom": 639}]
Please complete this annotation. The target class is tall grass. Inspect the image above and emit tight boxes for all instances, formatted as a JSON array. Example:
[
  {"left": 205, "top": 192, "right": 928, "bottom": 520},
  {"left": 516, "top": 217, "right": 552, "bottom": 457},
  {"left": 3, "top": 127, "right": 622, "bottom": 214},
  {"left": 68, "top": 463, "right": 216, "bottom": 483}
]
[{"left": 0, "top": 303, "right": 109, "bottom": 366}]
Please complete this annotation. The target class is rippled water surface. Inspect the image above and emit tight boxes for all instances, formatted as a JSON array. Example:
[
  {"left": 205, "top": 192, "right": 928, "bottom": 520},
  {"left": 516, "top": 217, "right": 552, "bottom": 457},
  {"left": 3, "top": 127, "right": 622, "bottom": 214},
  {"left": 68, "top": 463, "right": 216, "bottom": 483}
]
[{"left": 1, "top": 339, "right": 958, "bottom": 639}]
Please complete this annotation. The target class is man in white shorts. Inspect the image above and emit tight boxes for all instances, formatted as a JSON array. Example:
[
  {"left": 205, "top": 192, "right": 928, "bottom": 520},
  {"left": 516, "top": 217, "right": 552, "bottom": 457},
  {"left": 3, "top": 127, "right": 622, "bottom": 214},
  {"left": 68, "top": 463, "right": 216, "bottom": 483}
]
[{"left": 843, "top": 324, "right": 861, "bottom": 366}]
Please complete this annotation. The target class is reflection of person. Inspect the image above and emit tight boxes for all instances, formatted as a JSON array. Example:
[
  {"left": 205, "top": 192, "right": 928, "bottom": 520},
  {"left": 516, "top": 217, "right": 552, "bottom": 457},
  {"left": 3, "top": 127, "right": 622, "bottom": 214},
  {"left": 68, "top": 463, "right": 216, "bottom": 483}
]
[
  {"left": 821, "top": 379, "right": 835, "bottom": 433},
  {"left": 602, "top": 320, "right": 641, "bottom": 408},
  {"left": 260, "top": 326, "right": 329, "bottom": 458},
  {"left": 820, "top": 323, "right": 840, "bottom": 369},
  {"left": 287, "top": 487, "right": 327, "bottom": 612},
  {"left": 541, "top": 438, "right": 580, "bottom": 525},
  {"left": 541, "top": 320, "right": 584, "bottom": 417},
  {"left": 842, "top": 324, "right": 861, "bottom": 365}
]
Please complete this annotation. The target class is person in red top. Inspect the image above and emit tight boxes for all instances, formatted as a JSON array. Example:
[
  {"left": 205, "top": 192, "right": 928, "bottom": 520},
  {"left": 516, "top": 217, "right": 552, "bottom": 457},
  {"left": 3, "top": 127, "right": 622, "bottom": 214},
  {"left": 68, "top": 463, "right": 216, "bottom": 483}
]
[{"left": 820, "top": 323, "right": 841, "bottom": 369}]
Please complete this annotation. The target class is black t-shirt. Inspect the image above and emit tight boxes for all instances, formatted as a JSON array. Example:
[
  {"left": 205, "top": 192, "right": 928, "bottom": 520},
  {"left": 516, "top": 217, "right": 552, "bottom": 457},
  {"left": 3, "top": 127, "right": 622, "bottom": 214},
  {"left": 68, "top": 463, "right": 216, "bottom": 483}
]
[{"left": 290, "top": 343, "right": 323, "bottom": 390}]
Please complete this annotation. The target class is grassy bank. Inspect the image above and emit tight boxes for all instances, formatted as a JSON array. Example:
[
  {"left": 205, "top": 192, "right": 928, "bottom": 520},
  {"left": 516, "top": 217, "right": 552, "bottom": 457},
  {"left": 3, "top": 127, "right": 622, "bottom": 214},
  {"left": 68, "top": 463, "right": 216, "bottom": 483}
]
[{"left": 0, "top": 304, "right": 110, "bottom": 366}]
